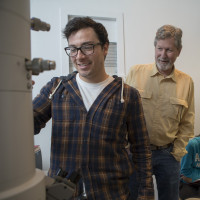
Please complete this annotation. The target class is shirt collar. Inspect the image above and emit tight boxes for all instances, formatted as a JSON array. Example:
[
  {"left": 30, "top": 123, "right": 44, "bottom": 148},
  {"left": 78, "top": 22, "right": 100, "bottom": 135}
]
[{"left": 150, "top": 63, "right": 177, "bottom": 82}]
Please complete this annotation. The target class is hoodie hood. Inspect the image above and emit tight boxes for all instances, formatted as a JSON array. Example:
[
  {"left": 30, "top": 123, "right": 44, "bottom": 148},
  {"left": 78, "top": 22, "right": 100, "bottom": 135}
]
[{"left": 49, "top": 72, "right": 125, "bottom": 104}]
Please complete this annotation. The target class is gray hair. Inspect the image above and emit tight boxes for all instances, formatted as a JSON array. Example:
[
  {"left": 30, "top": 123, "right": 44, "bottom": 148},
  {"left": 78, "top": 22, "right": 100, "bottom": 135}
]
[{"left": 154, "top": 25, "right": 183, "bottom": 50}]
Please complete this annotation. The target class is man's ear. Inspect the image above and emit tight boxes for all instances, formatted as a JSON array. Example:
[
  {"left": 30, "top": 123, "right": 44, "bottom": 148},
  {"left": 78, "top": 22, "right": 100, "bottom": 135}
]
[
  {"left": 177, "top": 47, "right": 182, "bottom": 57},
  {"left": 103, "top": 42, "right": 109, "bottom": 57}
]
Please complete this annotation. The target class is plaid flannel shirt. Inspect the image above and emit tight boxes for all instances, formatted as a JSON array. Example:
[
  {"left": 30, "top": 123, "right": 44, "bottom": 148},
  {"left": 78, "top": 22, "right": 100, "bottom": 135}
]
[{"left": 33, "top": 72, "right": 154, "bottom": 200}]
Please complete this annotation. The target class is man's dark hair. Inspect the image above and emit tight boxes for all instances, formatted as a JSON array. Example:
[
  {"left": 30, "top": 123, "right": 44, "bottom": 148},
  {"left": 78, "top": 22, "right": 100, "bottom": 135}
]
[{"left": 63, "top": 17, "right": 109, "bottom": 46}]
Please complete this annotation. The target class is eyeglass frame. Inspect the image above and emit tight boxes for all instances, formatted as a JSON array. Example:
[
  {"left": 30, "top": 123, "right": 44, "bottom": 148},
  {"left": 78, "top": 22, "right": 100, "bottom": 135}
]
[{"left": 64, "top": 42, "right": 102, "bottom": 57}]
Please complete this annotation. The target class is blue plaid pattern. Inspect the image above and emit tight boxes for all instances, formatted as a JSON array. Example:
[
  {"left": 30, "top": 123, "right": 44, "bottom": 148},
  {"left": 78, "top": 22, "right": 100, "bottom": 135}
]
[{"left": 33, "top": 72, "right": 154, "bottom": 200}]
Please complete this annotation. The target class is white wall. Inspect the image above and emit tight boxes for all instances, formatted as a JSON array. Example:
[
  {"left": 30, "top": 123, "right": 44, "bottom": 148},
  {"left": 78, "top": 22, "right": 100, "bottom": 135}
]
[{"left": 31, "top": 0, "right": 200, "bottom": 175}]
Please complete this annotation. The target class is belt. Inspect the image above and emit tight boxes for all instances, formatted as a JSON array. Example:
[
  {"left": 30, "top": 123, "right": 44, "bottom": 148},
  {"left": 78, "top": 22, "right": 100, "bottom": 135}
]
[{"left": 150, "top": 143, "right": 172, "bottom": 151}]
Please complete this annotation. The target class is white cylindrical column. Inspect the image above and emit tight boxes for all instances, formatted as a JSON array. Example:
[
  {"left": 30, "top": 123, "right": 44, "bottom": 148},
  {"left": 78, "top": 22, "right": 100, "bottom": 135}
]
[{"left": 0, "top": 0, "right": 45, "bottom": 199}]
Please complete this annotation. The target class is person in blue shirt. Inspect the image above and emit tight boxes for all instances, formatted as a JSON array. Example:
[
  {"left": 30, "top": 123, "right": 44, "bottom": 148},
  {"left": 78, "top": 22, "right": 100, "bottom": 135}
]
[{"left": 180, "top": 135, "right": 200, "bottom": 200}]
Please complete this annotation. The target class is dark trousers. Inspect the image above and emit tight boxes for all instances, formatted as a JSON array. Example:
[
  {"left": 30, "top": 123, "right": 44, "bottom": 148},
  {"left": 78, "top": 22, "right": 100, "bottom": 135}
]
[
  {"left": 129, "top": 145, "right": 180, "bottom": 200},
  {"left": 179, "top": 181, "right": 200, "bottom": 200}
]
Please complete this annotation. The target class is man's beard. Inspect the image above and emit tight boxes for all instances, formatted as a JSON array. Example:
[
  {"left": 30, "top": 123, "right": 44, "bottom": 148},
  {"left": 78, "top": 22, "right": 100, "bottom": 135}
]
[{"left": 156, "top": 60, "right": 173, "bottom": 72}]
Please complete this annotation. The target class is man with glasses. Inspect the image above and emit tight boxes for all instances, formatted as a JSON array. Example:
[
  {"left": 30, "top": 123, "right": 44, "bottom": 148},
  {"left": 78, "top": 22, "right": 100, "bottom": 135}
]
[{"left": 33, "top": 17, "right": 154, "bottom": 200}]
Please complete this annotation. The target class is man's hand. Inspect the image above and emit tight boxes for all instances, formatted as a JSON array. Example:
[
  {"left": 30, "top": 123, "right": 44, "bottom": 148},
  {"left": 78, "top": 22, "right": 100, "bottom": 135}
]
[{"left": 182, "top": 175, "right": 192, "bottom": 183}]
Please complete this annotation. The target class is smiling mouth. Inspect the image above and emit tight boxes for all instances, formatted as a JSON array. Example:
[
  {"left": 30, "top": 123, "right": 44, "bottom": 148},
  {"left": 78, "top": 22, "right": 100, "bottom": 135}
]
[
  {"left": 77, "top": 63, "right": 90, "bottom": 69},
  {"left": 78, "top": 61, "right": 91, "bottom": 66},
  {"left": 159, "top": 58, "right": 168, "bottom": 61},
  {"left": 78, "top": 63, "right": 87, "bottom": 66},
  {"left": 159, "top": 59, "right": 169, "bottom": 64}
]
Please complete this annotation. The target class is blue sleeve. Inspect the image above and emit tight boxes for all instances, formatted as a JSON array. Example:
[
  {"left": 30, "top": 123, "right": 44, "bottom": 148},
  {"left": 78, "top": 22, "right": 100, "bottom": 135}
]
[{"left": 33, "top": 78, "right": 58, "bottom": 134}]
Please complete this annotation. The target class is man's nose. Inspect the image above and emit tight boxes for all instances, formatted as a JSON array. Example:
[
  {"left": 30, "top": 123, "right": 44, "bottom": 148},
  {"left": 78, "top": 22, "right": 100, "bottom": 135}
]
[
  {"left": 76, "top": 49, "right": 85, "bottom": 58},
  {"left": 161, "top": 50, "right": 167, "bottom": 57}
]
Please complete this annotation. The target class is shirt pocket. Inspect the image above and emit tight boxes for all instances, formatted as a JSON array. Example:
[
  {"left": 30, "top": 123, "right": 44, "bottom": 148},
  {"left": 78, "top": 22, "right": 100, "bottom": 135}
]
[
  {"left": 138, "top": 89, "right": 152, "bottom": 98},
  {"left": 168, "top": 97, "right": 188, "bottom": 121},
  {"left": 137, "top": 89, "right": 152, "bottom": 107}
]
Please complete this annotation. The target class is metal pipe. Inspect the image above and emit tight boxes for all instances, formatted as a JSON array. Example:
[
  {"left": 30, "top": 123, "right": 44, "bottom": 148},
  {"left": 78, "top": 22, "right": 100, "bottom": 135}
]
[{"left": 0, "top": 0, "right": 45, "bottom": 199}]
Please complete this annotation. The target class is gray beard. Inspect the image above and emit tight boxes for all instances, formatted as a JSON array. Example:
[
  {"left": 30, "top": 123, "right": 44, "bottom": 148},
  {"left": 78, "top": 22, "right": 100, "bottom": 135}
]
[{"left": 156, "top": 61, "right": 173, "bottom": 72}]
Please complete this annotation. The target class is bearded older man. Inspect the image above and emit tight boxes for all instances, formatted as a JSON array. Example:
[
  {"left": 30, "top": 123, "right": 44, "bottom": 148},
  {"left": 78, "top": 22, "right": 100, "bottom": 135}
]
[{"left": 126, "top": 24, "right": 195, "bottom": 200}]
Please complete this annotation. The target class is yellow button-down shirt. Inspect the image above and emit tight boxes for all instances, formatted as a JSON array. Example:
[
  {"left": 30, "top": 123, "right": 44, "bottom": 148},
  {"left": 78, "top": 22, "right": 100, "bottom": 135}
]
[{"left": 126, "top": 63, "right": 194, "bottom": 161}]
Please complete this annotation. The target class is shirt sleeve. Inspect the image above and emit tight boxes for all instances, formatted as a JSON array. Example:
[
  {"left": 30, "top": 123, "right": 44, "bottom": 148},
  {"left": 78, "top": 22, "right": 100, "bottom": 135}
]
[
  {"left": 171, "top": 79, "right": 195, "bottom": 161},
  {"left": 126, "top": 65, "right": 135, "bottom": 87},
  {"left": 127, "top": 87, "right": 154, "bottom": 199},
  {"left": 33, "top": 78, "right": 57, "bottom": 134}
]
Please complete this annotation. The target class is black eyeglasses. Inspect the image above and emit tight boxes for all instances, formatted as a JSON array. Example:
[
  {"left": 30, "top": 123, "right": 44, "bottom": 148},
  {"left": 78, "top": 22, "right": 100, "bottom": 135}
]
[{"left": 64, "top": 43, "right": 102, "bottom": 57}]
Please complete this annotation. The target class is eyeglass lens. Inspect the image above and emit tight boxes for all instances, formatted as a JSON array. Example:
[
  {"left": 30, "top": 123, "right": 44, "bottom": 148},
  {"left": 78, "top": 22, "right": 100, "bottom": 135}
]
[{"left": 65, "top": 43, "right": 101, "bottom": 57}]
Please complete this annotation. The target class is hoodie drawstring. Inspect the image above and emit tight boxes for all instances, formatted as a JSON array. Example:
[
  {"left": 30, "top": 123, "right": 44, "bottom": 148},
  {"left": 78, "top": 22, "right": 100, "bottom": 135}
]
[
  {"left": 121, "top": 78, "right": 124, "bottom": 103},
  {"left": 49, "top": 80, "right": 62, "bottom": 100}
]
